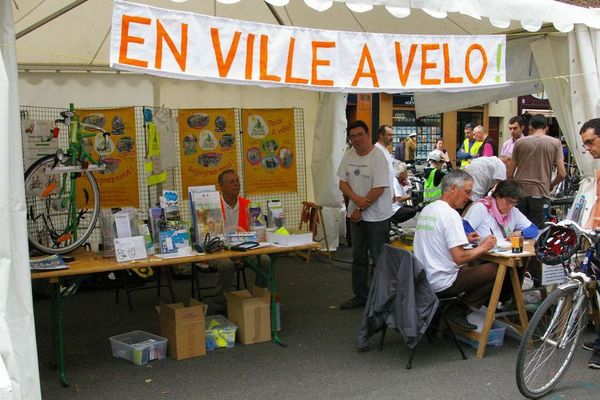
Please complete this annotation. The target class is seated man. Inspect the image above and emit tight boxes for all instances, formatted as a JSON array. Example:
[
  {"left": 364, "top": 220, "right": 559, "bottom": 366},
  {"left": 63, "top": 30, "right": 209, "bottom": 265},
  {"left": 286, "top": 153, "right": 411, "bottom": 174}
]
[
  {"left": 209, "top": 169, "right": 269, "bottom": 312},
  {"left": 391, "top": 161, "right": 417, "bottom": 224},
  {"left": 414, "top": 169, "right": 497, "bottom": 330}
]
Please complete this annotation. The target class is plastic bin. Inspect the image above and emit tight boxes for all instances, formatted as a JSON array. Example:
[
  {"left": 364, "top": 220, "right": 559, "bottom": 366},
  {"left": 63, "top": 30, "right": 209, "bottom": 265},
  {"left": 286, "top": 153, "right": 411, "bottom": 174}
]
[
  {"left": 457, "top": 322, "right": 506, "bottom": 349},
  {"left": 109, "top": 330, "right": 167, "bottom": 365},
  {"left": 205, "top": 315, "right": 238, "bottom": 350}
]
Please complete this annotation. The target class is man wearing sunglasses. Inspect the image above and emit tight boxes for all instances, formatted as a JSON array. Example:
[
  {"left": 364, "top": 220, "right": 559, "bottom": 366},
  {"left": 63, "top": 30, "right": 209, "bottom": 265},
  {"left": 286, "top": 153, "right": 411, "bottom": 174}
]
[{"left": 579, "top": 118, "right": 600, "bottom": 369}]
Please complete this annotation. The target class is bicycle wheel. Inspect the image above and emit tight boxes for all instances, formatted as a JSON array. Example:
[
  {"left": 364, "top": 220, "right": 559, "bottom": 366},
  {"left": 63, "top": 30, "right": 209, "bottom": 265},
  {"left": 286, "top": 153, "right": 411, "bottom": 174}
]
[
  {"left": 515, "top": 283, "right": 588, "bottom": 399},
  {"left": 24, "top": 155, "right": 101, "bottom": 254}
]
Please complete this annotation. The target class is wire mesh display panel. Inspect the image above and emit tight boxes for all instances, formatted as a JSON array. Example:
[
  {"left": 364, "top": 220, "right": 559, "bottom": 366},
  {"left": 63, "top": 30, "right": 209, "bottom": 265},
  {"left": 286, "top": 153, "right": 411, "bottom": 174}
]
[{"left": 20, "top": 105, "right": 308, "bottom": 252}]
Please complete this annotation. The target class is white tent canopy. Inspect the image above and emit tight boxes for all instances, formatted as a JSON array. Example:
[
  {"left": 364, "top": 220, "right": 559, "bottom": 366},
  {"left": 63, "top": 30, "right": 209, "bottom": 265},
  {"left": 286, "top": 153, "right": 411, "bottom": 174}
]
[{"left": 3, "top": 1, "right": 600, "bottom": 399}]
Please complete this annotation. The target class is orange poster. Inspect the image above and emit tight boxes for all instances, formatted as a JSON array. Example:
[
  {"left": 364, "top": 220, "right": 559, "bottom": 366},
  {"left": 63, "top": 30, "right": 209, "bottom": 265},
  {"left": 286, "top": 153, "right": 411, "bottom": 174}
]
[
  {"left": 178, "top": 108, "right": 237, "bottom": 198},
  {"left": 76, "top": 107, "right": 139, "bottom": 208},
  {"left": 242, "top": 108, "right": 297, "bottom": 195}
]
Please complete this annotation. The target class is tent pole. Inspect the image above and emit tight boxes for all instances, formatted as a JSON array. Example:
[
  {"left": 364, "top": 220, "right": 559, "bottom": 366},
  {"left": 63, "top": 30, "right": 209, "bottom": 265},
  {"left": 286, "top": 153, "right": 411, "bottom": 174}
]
[{"left": 16, "top": 0, "right": 89, "bottom": 39}]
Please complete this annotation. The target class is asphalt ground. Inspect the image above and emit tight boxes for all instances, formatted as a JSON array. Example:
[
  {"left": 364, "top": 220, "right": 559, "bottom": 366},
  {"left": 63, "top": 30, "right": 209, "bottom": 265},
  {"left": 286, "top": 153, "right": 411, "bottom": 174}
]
[{"left": 33, "top": 246, "right": 600, "bottom": 400}]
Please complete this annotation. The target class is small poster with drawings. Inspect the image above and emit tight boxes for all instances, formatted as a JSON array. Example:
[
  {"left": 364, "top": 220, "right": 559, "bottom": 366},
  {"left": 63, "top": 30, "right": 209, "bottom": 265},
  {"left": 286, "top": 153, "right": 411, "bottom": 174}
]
[
  {"left": 242, "top": 108, "right": 297, "bottom": 195},
  {"left": 114, "top": 236, "right": 148, "bottom": 262}
]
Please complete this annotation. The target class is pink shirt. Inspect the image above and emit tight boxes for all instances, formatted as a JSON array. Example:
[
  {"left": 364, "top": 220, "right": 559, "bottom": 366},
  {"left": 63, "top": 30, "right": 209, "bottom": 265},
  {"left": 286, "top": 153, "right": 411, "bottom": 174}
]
[{"left": 501, "top": 135, "right": 523, "bottom": 156}]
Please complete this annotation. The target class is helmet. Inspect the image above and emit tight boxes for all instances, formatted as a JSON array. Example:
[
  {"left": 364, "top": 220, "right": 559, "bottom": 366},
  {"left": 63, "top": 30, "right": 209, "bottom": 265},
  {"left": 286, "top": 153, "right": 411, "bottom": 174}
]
[
  {"left": 427, "top": 149, "right": 443, "bottom": 162},
  {"left": 534, "top": 225, "right": 581, "bottom": 265}
]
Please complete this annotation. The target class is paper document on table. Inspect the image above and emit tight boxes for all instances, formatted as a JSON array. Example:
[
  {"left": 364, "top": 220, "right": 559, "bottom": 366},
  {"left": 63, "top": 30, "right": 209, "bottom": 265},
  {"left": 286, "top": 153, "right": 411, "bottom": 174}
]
[{"left": 496, "top": 239, "right": 511, "bottom": 249}]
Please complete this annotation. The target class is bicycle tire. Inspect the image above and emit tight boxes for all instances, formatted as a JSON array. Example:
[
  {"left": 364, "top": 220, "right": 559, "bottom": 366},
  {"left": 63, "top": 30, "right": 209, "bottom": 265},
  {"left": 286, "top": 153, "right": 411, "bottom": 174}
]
[
  {"left": 515, "top": 283, "right": 587, "bottom": 399},
  {"left": 24, "top": 154, "right": 100, "bottom": 254}
]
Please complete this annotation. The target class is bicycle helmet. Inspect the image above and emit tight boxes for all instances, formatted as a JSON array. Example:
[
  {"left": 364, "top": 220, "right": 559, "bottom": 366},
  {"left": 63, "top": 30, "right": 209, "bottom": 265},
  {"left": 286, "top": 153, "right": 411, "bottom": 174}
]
[{"left": 535, "top": 225, "right": 580, "bottom": 265}]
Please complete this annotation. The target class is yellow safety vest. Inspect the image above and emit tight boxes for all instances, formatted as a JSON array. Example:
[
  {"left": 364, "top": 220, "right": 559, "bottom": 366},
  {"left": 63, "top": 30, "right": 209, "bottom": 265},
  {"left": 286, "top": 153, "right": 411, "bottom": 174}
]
[
  {"left": 424, "top": 169, "right": 442, "bottom": 203},
  {"left": 460, "top": 138, "right": 483, "bottom": 167}
]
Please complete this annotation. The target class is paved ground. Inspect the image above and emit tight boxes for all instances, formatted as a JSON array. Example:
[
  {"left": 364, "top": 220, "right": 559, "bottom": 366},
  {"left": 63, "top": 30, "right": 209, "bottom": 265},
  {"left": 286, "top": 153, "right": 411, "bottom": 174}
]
[{"left": 33, "top": 247, "right": 600, "bottom": 400}]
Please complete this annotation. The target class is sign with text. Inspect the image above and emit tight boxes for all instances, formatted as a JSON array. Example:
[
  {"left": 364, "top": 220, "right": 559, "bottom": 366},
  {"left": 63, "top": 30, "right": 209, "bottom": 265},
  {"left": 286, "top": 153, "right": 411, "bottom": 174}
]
[
  {"left": 178, "top": 108, "right": 238, "bottom": 198},
  {"left": 110, "top": 0, "right": 506, "bottom": 92},
  {"left": 242, "top": 108, "right": 297, "bottom": 195}
]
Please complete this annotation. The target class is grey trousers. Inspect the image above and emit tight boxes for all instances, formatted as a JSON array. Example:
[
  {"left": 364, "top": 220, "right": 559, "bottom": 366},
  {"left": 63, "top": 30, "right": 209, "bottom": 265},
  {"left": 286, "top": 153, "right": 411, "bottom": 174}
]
[{"left": 211, "top": 254, "right": 270, "bottom": 305}]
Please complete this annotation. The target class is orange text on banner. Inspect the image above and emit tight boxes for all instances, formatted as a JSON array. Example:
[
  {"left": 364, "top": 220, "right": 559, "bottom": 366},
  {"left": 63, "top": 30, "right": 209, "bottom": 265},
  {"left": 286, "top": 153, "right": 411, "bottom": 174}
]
[{"left": 119, "top": 14, "right": 188, "bottom": 71}]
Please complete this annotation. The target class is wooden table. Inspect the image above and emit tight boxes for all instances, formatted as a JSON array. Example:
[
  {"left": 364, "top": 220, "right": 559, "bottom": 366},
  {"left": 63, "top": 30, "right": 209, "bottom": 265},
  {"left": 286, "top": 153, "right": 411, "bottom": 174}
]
[
  {"left": 31, "top": 242, "right": 320, "bottom": 387},
  {"left": 458, "top": 241, "right": 534, "bottom": 358}
]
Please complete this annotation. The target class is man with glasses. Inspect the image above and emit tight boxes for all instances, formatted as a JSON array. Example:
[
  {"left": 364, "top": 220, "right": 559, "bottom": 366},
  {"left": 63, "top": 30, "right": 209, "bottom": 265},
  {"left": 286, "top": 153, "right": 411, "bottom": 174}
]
[
  {"left": 507, "top": 114, "right": 566, "bottom": 229},
  {"left": 337, "top": 120, "right": 393, "bottom": 309},
  {"left": 579, "top": 118, "right": 600, "bottom": 369},
  {"left": 414, "top": 170, "right": 497, "bottom": 330}
]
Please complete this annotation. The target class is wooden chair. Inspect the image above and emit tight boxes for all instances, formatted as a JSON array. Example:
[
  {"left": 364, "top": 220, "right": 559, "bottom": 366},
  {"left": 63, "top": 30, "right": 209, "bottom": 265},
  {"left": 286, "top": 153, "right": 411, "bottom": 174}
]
[{"left": 297, "top": 201, "right": 332, "bottom": 265}]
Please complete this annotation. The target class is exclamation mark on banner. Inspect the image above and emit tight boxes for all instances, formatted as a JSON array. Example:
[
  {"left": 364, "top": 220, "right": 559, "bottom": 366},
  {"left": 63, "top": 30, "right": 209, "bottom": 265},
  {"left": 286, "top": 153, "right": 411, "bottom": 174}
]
[{"left": 496, "top": 44, "right": 502, "bottom": 83}]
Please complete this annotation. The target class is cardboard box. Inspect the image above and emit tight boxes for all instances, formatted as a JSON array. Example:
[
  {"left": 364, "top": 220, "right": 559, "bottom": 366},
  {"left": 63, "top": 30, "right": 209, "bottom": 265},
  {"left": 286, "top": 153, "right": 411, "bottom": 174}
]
[
  {"left": 225, "top": 289, "right": 271, "bottom": 344},
  {"left": 266, "top": 229, "right": 313, "bottom": 246},
  {"left": 158, "top": 298, "right": 207, "bottom": 360}
]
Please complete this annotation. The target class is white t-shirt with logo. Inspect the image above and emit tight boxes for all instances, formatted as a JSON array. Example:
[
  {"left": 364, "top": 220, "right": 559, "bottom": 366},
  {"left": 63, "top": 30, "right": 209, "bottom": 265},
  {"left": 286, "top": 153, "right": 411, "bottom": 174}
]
[
  {"left": 414, "top": 200, "right": 468, "bottom": 292},
  {"left": 375, "top": 142, "right": 396, "bottom": 197},
  {"left": 464, "top": 201, "right": 532, "bottom": 239},
  {"left": 337, "top": 146, "right": 392, "bottom": 222}
]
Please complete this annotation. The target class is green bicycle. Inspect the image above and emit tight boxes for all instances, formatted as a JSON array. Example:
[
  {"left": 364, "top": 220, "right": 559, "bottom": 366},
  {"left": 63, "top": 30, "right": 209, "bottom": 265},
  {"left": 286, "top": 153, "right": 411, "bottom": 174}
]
[{"left": 24, "top": 105, "right": 109, "bottom": 254}]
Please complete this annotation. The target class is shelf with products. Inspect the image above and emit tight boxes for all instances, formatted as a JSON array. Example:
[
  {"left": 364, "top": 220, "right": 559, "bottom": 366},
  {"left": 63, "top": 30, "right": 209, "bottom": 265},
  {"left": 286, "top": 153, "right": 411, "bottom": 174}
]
[{"left": 392, "top": 109, "right": 443, "bottom": 161}]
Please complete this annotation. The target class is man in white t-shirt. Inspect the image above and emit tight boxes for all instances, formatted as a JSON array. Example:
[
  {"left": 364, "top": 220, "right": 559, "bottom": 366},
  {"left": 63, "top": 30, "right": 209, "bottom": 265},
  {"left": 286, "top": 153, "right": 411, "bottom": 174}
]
[
  {"left": 414, "top": 170, "right": 497, "bottom": 330},
  {"left": 374, "top": 124, "right": 396, "bottom": 202},
  {"left": 464, "top": 155, "right": 510, "bottom": 201},
  {"left": 337, "top": 120, "right": 393, "bottom": 309}
]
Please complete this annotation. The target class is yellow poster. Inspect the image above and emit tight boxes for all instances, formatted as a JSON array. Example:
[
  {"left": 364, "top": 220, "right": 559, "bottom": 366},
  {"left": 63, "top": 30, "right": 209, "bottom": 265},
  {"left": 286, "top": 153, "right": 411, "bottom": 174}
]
[
  {"left": 242, "top": 108, "right": 297, "bottom": 195},
  {"left": 76, "top": 107, "right": 139, "bottom": 208},
  {"left": 178, "top": 108, "right": 237, "bottom": 198}
]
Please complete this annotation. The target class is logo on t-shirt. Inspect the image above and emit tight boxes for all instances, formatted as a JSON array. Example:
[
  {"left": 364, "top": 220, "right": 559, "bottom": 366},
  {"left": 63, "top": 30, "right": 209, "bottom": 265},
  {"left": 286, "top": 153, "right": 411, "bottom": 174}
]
[{"left": 353, "top": 168, "right": 360, "bottom": 176}]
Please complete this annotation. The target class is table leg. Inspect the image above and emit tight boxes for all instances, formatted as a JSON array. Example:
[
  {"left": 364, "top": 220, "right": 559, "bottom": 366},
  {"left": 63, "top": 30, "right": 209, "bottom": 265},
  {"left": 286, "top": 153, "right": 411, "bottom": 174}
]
[
  {"left": 509, "top": 265, "right": 529, "bottom": 334},
  {"left": 267, "top": 255, "right": 286, "bottom": 347},
  {"left": 476, "top": 263, "right": 506, "bottom": 359},
  {"left": 50, "top": 278, "right": 68, "bottom": 387},
  {"left": 244, "top": 254, "right": 286, "bottom": 347}
]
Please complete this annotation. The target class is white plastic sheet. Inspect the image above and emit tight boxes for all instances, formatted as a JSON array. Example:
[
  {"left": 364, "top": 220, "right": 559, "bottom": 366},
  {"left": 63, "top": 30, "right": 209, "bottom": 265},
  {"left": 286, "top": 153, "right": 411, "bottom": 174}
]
[{"left": 0, "top": 0, "right": 41, "bottom": 398}]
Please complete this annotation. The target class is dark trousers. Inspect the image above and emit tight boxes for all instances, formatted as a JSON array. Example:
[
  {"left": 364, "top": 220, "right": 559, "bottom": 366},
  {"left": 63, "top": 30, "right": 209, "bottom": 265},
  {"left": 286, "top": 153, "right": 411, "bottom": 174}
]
[
  {"left": 517, "top": 196, "right": 549, "bottom": 229},
  {"left": 391, "top": 205, "right": 417, "bottom": 224},
  {"left": 437, "top": 263, "right": 497, "bottom": 308},
  {"left": 350, "top": 218, "right": 390, "bottom": 301}
]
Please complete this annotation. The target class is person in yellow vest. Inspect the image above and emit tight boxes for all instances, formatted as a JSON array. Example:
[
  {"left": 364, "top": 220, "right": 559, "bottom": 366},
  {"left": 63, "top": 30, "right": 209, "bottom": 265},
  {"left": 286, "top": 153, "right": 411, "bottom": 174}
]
[
  {"left": 457, "top": 123, "right": 483, "bottom": 167},
  {"left": 423, "top": 150, "right": 445, "bottom": 203}
]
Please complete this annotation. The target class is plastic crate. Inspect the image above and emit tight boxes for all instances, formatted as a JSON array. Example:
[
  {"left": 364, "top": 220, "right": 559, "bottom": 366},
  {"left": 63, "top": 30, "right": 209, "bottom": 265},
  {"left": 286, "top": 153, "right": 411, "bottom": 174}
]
[
  {"left": 205, "top": 315, "right": 237, "bottom": 350},
  {"left": 109, "top": 330, "right": 167, "bottom": 365},
  {"left": 457, "top": 323, "right": 506, "bottom": 349}
]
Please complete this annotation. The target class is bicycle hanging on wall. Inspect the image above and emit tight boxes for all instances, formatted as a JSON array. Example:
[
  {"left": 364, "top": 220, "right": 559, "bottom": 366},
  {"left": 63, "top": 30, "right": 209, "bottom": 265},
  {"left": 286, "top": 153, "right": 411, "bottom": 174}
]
[{"left": 24, "top": 104, "right": 109, "bottom": 254}]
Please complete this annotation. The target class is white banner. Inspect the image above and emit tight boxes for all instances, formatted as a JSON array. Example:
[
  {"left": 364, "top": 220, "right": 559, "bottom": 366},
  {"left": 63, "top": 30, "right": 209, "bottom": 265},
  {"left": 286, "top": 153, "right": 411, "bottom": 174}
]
[{"left": 110, "top": 1, "right": 506, "bottom": 93}]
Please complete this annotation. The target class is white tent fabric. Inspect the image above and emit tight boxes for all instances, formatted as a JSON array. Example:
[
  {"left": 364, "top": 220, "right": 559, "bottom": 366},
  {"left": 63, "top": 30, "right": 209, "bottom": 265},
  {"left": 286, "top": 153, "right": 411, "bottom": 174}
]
[
  {"left": 3, "top": 1, "right": 600, "bottom": 398},
  {"left": 0, "top": 1, "right": 41, "bottom": 400}
]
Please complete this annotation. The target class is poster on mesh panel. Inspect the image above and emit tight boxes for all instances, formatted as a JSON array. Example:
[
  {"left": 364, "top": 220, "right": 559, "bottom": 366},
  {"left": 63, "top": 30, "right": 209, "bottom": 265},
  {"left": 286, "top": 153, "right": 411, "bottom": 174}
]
[
  {"left": 178, "top": 108, "right": 238, "bottom": 198},
  {"left": 21, "top": 119, "right": 58, "bottom": 170},
  {"left": 76, "top": 107, "right": 139, "bottom": 208},
  {"left": 242, "top": 108, "right": 297, "bottom": 195}
]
